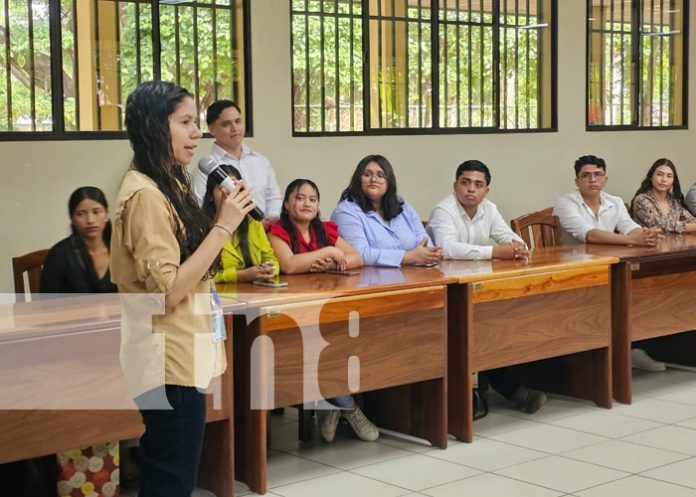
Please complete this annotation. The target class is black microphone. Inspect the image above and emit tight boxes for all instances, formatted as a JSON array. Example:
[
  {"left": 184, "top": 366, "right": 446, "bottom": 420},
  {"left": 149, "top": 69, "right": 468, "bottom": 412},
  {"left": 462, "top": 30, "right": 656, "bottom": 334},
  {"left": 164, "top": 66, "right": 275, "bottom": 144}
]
[{"left": 198, "top": 157, "right": 265, "bottom": 221}]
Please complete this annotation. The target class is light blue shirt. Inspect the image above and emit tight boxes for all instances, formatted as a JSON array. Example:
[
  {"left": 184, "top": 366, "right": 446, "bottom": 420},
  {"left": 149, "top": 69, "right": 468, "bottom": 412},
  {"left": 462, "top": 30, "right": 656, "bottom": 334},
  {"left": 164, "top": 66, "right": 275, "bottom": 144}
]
[{"left": 330, "top": 198, "right": 432, "bottom": 267}]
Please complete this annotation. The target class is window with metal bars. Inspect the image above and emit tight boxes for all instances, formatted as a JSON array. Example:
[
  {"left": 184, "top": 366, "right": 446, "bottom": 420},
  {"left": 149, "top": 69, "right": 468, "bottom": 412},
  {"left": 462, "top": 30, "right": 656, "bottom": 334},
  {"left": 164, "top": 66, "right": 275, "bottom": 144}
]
[
  {"left": 587, "top": 0, "right": 687, "bottom": 129},
  {"left": 291, "top": 0, "right": 556, "bottom": 135},
  {"left": 0, "top": 0, "right": 250, "bottom": 139}
]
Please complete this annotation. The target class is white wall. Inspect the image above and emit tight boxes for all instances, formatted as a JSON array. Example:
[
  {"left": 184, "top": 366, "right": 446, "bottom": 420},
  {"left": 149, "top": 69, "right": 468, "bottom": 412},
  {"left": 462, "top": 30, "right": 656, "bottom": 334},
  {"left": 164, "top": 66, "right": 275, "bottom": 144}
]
[{"left": 1, "top": 0, "right": 695, "bottom": 294}]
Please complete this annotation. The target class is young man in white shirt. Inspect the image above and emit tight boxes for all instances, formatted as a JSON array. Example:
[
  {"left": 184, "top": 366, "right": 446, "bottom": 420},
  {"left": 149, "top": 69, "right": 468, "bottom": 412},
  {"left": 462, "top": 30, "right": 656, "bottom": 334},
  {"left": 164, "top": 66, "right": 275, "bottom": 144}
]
[
  {"left": 554, "top": 155, "right": 665, "bottom": 372},
  {"left": 428, "top": 160, "right": 546, "bottom": 413},
  {"left": 554, "top": 155, "right": 661, "bottom": 247},
  {"left": 192, "top": 100, "right": 282, "bottom": 225}
]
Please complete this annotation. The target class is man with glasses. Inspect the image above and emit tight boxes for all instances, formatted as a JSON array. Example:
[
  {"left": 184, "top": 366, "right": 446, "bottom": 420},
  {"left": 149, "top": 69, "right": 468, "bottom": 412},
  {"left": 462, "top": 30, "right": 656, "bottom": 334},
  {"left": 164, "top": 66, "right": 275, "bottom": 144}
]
[
  {"left": 555, "top": 155, "right": 664, "bottom": 372},
  {"left": 554, "top": 155, "right": 661, "bottom": 247}
]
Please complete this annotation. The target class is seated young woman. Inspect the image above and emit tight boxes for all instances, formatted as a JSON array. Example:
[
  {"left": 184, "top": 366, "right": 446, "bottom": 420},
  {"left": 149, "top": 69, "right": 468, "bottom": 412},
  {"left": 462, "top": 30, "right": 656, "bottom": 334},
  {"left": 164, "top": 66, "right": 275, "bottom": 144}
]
[
  {"left": 30, "top": 187, "right": 138, "bottom": 492},
  {"left": 268, "top": 178, "right": 362, "bottom": 275},
  {"left": 630, "top": 158, "right": 696, "bottom": 234},
  {"left": 267, "top": 179, "right": 376, "bottom": 443},
  {"left": 202, "top": 164, "right": 279, "bottom": 283},
  {"left": 330, "top": 154, "right": 443, "bottom": 267},
  {"left": 41, "top": 186, "right": 116, "bottom": 294}
]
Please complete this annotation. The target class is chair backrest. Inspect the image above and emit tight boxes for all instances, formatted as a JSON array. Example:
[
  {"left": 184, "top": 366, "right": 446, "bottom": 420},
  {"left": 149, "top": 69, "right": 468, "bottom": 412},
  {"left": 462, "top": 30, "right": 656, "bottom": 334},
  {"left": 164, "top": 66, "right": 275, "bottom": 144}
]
[
  {"left": 510, "top": 207, "right": 561, "bottom": 249},
  {"left": 12, "top": 248, "right": 50, "bottom": 301}
]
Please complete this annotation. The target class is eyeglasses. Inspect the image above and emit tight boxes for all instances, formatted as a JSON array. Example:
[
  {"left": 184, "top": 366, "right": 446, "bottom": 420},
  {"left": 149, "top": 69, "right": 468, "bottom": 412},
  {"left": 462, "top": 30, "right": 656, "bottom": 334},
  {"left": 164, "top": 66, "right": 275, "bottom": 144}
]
[
  {"left": 361, "top": 171, "right": 388, "bottom": 183},
  {"left": 578, "top": 171, "right": 606, "bottom": 180}
]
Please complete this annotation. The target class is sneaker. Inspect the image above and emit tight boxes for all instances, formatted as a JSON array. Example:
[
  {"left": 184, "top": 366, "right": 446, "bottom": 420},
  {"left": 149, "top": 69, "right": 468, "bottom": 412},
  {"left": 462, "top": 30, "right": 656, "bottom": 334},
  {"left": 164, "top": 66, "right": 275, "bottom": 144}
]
[
  {"left": 509, "top": 386, "right": 547, "bottom": 414},
  {"left": 632, "top": 348, "right": 666, "bottom": 372},
  {"left": 343, "top": 406, "right": 379, "bottom": 441},
  {"left": 320, "top": 408, "right": 341, "bottom": 443}
]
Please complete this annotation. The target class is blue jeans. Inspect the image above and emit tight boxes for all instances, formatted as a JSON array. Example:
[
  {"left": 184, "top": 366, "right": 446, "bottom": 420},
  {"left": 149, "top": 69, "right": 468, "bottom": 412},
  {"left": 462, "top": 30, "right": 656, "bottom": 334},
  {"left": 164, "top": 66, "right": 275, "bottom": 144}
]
[{"left": 136, "top": 385, "right": 206, "bottom": 497}]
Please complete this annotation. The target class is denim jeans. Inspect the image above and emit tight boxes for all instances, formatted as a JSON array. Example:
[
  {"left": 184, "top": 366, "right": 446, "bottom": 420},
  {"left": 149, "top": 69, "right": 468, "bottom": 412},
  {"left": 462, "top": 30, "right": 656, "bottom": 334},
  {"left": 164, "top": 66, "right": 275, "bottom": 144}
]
[{"left": 136, "top": 385, "right": 207, "bottom": 497}]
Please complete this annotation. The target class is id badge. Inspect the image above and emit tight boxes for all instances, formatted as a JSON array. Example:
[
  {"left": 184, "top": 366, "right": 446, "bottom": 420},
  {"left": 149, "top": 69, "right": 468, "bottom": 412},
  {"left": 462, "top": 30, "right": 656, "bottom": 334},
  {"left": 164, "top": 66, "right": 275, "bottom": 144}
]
[{"left": 211, "top": 291, "right": 227, "bottom": 343}]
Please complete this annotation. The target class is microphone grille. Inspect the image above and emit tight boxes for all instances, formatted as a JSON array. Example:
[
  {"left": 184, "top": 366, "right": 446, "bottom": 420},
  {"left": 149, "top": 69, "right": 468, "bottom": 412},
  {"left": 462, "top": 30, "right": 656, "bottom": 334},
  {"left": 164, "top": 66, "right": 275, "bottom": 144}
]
[{"left": 198, "top": 156, "right": 218, "bottom": 174}]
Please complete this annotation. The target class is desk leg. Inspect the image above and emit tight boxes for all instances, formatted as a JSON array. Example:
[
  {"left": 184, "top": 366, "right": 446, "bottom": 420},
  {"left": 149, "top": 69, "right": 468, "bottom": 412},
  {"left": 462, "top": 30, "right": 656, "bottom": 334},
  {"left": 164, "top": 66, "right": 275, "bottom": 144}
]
[
  {"left": 447, "top": 284, "right": 473, "bottom": 443},
  {"left": 612, "top": 263, "right": 632, "bottom": 404},
  {"left": 233, "top": 317, "right": 268, "bottom": 495},
  {"left": 364, "top": 378, "right": 447, "bottom": 449},
  {"left": 199, "top": 418, "right": 235, "bottom": 497},
  {"left": 199, "top": 314, "right": 235, "bottom": 497}
]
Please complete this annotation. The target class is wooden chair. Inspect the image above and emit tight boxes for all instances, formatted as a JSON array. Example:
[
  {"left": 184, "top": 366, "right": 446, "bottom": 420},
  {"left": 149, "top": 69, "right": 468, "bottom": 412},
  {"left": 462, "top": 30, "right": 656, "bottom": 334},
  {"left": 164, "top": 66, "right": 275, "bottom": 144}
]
[
  {"left": 12, "top": 248, "right": 50, "bottom": 302},
  {"left": 510, "top": 207, "right": 561, "bottom": 249}
]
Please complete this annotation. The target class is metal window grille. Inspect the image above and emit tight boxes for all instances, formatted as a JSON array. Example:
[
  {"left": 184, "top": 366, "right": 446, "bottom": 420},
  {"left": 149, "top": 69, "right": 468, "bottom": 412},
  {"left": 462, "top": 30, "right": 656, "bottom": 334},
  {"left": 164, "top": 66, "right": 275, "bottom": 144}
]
[
  {"left": 291, "top": 0, "right": 556, "bottom": 135},
  {"left": 0, "top": 0, "right": 251, "bottom": 138},
  {"left": 587, "top": 0, "right": 687, "bottom": 129}
]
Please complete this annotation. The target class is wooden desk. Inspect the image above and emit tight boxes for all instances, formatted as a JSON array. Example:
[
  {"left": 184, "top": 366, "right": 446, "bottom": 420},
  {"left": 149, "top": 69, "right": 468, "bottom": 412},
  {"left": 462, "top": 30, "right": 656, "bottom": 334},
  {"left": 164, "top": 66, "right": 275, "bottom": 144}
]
[
  {"left": 219, "top": 267, "right": 453, "bottom": 495},
  {"left": 0, "top": 294, "right": 239, "bottom": 497},
  {"left": 440, "top": 246, "right": 618, "bottom": 442},
  {"left": 586, "top": 234, "right": 696, "bottom": 404}
]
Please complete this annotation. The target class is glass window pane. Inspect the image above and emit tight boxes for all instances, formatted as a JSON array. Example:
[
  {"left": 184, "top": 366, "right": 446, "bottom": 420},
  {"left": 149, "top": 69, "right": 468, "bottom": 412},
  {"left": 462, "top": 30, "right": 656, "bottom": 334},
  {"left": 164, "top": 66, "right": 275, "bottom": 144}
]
[
  {"left": 587, "top": 0, "right": 685, "bottom": 128},
  {"left": 369, "top": 0, "right": 433, "bottom": 130},
  {"left": 293, "top": 0, "right": 556, "bottom": 134},
  {"left": 0, "top": 0, "right": 52, "bottom": 132},
  {"left": 291, "top": 0, "right": 363, "bottom": 133},
  {"left": 56, "top": 0, "right": 247, "bottom": 134},
  {"left": 439, "top": 0, "right": 494, "bottom": 128}
]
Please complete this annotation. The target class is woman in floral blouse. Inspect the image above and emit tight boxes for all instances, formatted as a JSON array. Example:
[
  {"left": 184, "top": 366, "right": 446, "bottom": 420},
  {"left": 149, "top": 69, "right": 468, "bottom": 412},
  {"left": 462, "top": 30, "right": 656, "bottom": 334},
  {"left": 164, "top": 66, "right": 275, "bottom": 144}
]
[{"left": 630, "top": 158, "right": 696, "bottom": 233}]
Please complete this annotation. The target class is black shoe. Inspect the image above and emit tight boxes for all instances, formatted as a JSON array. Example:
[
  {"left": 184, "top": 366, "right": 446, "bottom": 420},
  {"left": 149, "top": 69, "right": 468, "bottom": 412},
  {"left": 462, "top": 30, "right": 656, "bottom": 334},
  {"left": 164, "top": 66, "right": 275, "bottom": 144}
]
[{"left": 509, "top": 386, "right": 547, "bottom": 414}]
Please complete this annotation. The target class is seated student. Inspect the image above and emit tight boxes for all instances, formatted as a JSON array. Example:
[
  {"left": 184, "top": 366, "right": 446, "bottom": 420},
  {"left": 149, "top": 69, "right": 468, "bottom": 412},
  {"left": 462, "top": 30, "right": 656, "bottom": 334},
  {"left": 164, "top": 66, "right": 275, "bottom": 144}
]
[
  {"left": 554, "top": 155, "right": 665, "bottom": 372},
  {"left": 331, "top": 154, "right": 444, "bottom": 267},
  {"left": 269, "top": 179, "right": 362, "bottom": 275},
  {"left": 554, "top": 155, "right": 662, "bottom": 247},
  {"left": 428, "top": 160, "right": 546, "bottom": 414},
  {"left": 268, "top": 179, "right": 376, "bottom": 443},
  {"left": 4, "top": 188, "right": 131, "bottom": 496},
  {"left": 630, "top": 158, "right": 696, "bottom": 233},
  {"left": 193, "top": 100, "right": 282, "bottom": 225},
  {"left": 41, "top": 186, "right": 116, "bottom": 294},
  {"left": 202, "top": 164, "right": 280, "bottom": 282}
]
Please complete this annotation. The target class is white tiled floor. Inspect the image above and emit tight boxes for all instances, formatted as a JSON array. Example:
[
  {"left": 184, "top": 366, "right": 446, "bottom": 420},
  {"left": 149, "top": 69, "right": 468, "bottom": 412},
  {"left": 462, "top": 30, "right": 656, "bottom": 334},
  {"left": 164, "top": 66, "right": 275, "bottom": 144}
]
[
  {"left": 227, "top": 369, "right": 696, "bottom": 497},
  {"left": 138, "top": 367, "right": 696, "bottom": 497}
]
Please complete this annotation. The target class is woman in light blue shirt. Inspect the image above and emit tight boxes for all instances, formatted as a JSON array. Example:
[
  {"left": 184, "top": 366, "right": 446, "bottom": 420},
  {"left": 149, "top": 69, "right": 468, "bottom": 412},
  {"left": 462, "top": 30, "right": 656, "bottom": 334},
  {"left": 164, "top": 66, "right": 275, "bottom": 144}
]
[{"left": 331, "top": 155, "right": 443, "bottom": 266}]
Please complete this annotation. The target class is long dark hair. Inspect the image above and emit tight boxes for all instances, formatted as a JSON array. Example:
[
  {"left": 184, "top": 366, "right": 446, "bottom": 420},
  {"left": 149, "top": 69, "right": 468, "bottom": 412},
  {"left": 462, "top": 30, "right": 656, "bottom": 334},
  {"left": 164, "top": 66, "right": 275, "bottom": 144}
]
[
  {"left": 125, "top": 81, "right": 219, "bottom": 272},
  {"left": 339, "top": 154, "right": 403, "bottom": 221},
  {"left": 68, "top": 186, "right": 112, "bottom": 289},
  {"left": 202, "top": 164, "right": 253, "bottom": 267},
  {"left": 630, "top": 158, "right": 687, "bottom": 215},
  {"left": 280, "top": 179, "right": 331, "bottom": 253}
]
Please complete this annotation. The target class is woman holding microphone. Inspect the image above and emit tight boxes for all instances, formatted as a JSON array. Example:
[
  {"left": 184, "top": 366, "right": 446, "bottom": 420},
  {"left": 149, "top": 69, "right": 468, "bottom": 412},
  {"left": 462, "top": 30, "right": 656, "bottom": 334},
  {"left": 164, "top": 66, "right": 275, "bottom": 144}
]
[{"left": 110, "top": 81, "right": 254, "bottom": 497}]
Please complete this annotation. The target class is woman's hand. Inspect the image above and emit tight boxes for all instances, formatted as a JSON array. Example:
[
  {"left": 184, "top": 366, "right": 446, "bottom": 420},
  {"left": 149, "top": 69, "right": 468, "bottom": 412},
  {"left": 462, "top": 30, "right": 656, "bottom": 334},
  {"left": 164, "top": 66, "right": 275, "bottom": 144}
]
[
  {"left": 402, "top": 238, "right": 444, "bottom": 265},
  {"left": 215, "top": 181, "right": 256, "bottom": 233},
  {"left": 237, "top": 262, "right": 276, "bottom": 282},
  {"left": 309, "top": 247, "right": 346, "bottom": 272}
]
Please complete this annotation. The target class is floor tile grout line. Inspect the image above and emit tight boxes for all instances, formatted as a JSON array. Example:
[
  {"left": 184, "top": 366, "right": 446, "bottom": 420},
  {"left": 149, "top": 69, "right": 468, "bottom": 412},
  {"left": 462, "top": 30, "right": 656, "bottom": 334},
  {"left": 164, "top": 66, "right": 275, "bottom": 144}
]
[
  {"left": 261, "top": 379, "right": 696, "bottom": 494},
  {"left": 417, "top": 443, "right": 551, "bottom": 472},
  {"left": 264, "top": 465, "right": 342, "bottom": 491},
  {"left": 635, "top": 471, "right": 696, "bottom": 492},
  {"left": 552, "top": 450, "right": 691, "bottom": 475}
]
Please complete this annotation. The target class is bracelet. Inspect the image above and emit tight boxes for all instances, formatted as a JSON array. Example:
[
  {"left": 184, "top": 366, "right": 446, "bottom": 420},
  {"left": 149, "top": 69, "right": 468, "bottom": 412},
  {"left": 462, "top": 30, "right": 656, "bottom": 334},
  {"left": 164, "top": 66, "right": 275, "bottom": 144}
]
[{"left": 213, "top": 223, "right": 233, "bottom": 237}]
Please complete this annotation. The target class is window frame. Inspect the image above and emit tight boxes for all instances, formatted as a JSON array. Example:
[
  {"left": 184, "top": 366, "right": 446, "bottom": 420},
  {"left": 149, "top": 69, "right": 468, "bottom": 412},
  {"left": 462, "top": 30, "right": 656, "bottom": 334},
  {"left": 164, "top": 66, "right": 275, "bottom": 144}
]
[
  {"left": 290, "top": 0, "right": 558, "bottom": 137},
  {"left": 585, "top": 0, "right": 689, "bottom": 131},
  {"left": 0, "top": 0, "right": 253, "bottom": 141}
]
